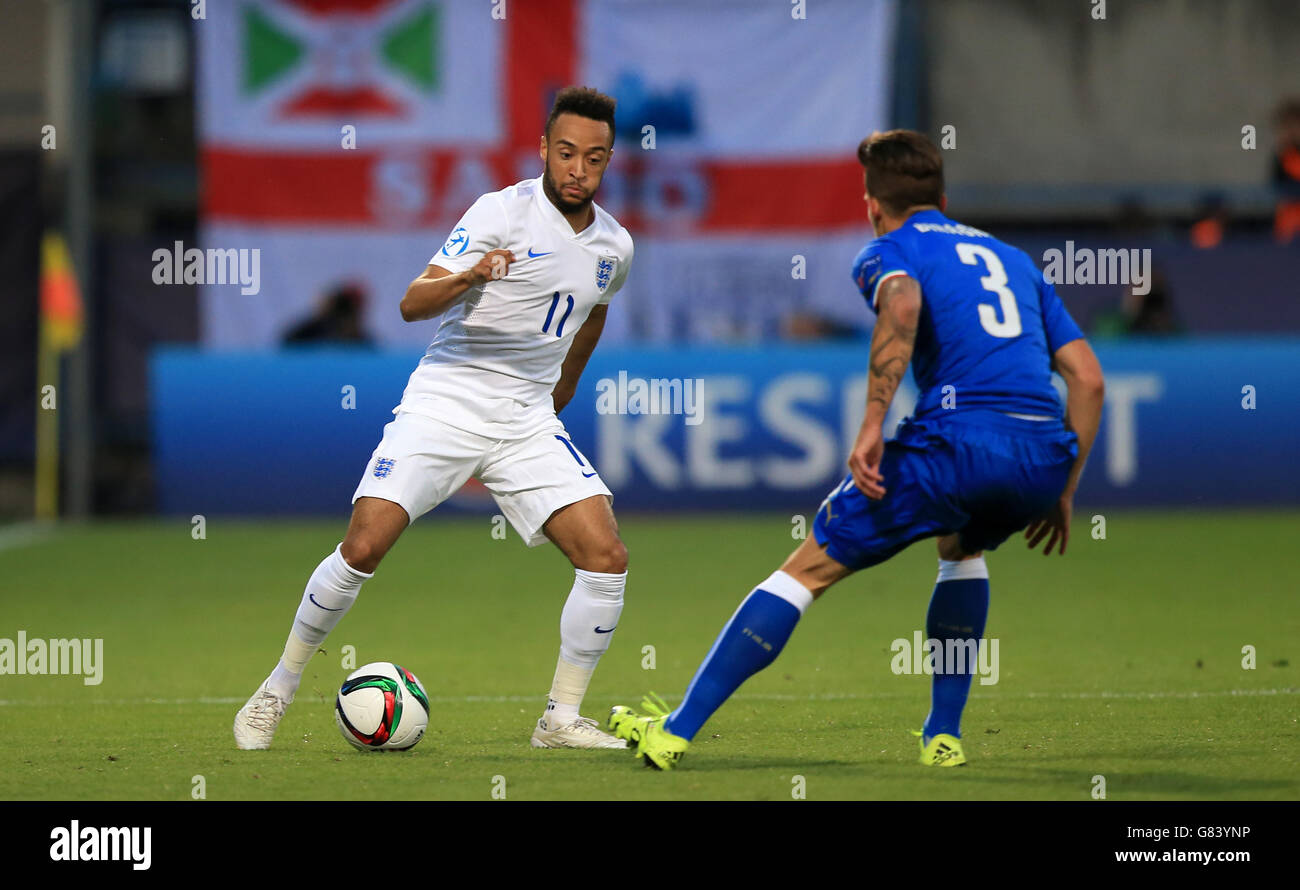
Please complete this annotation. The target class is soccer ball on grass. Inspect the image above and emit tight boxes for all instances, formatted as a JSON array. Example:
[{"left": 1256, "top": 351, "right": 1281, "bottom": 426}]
[{"left": 334, "top": 662, "right": 430, "bottom": 751}]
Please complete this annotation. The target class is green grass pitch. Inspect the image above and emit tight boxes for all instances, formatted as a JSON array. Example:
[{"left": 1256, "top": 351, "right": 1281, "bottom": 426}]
[{"left": 1, "top": 511, "right": 1296, "bottom": 801}]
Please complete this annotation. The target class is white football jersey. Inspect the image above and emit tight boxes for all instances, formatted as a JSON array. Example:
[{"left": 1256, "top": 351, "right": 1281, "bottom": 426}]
[{"left": 396, "top": 177, "right": 633, "bottom": 438}]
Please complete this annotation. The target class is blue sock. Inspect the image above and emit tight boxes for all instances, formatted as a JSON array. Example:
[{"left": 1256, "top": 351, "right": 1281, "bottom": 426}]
[
  {"left": 665, "top": 572, "right": 813, "bottom": 741},
  {"left": 922, "top": 558, "right": 990, "bottom": 741}
]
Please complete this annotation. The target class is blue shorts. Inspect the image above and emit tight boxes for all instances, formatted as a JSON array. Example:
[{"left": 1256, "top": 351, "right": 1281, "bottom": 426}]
[{"left": 813, "top": 411, "right": 1077, "bottom": 570}]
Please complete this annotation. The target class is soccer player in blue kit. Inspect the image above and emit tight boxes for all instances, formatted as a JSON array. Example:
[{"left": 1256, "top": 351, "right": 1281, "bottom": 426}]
[{"left": 608, "top": 130, "right": 1106, "bottom": 769}]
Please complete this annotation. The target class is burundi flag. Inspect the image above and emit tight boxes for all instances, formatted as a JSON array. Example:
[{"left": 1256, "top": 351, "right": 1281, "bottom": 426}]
[{"left": 199, "top": 0, "right": 503, "bottom": 148}]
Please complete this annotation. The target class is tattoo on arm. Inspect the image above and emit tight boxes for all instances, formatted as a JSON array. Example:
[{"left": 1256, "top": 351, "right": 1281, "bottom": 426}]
[{"left": 866, "top": 277, "right": 921, "bottom": 417}]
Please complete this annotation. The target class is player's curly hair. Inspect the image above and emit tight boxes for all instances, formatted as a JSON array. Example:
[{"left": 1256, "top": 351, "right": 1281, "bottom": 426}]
[
  {"left": 857, "top": 129, "right": 944, "bottom": 216},
  {"left": 546, "top": 86, "right": 617, "bottom": 147}
]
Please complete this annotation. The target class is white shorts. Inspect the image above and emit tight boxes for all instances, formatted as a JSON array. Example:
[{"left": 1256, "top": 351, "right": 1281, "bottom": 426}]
[{"left": 351, "top": 410, "right": 612, "bottom": 547}]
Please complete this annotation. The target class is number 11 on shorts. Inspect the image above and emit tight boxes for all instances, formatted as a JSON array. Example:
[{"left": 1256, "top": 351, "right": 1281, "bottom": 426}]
[{"left": 555, "top": 434, "right": 598, "bottom": 478}]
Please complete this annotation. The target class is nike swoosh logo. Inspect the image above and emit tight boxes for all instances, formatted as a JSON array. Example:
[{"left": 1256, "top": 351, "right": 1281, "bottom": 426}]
[
  {"left": 594, "top": 626, "right": 617, "bottom": 633},
  {"left": 582, "top": 471, "right": 598, "bottom": 478},
  {"left": 309, "top": 593, "right": 343, "bottom": 612},
  {"left": 527, "top": 248, "right": 552, "bottom": 258}
]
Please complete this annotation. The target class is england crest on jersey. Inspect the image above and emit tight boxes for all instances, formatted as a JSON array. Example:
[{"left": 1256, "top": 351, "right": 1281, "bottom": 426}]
[{"left": 596, "top": 255, "right": 617, "bottom": 293}]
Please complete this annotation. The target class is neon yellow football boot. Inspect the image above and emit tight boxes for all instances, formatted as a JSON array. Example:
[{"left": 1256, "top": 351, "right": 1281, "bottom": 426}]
[
  {"left": 913, "top": 730, "right": 967, "bottom": 767},
  {"left": 607, "top": 693, "right": 690, "bottom": 770}
]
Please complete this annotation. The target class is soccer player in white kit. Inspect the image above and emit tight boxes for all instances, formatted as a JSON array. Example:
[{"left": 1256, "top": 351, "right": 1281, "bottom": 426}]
[{"left": 234, "top": 87, "right": 635, "bottom": 750}]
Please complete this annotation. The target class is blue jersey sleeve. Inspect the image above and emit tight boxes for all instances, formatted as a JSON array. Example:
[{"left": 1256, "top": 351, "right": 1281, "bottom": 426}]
[
  {"left": 1038, "top": 277, "right": 1084, "bottom": 354},
  {"left": 852, "top": 238, "right": 919, "bottom": 310}
]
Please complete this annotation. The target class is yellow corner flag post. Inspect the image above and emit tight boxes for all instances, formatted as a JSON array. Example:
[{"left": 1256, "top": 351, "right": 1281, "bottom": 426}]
[{"left": 36, "top": 231, "right": 85, "bottom": 520}]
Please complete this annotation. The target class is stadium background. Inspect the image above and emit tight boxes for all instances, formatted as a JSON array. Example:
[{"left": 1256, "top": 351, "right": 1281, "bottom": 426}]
[
  {"left": 1, "top": 0, "right": 1298, "bottom": 808},
  {"left": 2, "top": 0, "right": 1298, "bottom": 520}
]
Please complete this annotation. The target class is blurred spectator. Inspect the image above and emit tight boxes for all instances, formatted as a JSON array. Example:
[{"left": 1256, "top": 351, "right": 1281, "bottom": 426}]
[
  {"left": 1272, "top": 97, "right": 1300, "bottom": 243},
  {"left": 1189, "top": 192, "right": 1228, "bottom": 249},
  {"left": 781, "top": 311, "right": 869, "bottom": 341},
  {"left": 1091, "top": 270, "right": 1181, "bottom": 337},
  {"left": 1114, "top": 195, "right": 1152, "bottom": 234},
  {"left": 282, "top": 282, "right": 372, "bottom": 346}
]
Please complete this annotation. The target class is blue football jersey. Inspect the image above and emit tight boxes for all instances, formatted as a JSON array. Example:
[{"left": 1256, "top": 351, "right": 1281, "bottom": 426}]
[{"left": 851, "top": 209, "right": 1083, "bottom": 421}]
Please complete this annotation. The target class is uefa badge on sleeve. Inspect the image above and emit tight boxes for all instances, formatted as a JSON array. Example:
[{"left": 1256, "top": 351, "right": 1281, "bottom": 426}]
[
  {"left": 596, "top": 255, "right": 616, "bottom": 293},
  {"left": 441, "top": 227, "right": 469, "bottom": 257}
]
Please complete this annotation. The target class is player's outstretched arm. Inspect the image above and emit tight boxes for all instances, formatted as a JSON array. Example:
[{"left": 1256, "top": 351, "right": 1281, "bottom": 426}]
[
  {"left": 849, "top": 275, "right": 922, "bottom": 498},
  {"left": 399, "top": 250, "right": 516, "bottom": 322},
  {"left": 1026, "top": 337, "right": 1105, "bottom": 555},
  {"left": 551, "top": 304, "right": 607, "bottom": 414}
]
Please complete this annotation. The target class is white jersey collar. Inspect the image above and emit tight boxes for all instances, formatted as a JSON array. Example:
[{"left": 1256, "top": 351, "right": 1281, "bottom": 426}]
[{"left": 531, "top": 176, "right": 601, "bottom": 243}]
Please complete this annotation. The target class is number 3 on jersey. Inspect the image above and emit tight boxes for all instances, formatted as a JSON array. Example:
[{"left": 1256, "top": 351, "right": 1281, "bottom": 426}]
[{"left": 956, "top": 242, "right": 1022, "bottom": 338}]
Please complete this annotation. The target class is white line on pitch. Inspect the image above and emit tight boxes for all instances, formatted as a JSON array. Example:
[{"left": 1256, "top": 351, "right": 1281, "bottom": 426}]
[{"left": 0, "top": 688, "right": 1295, "bottom": 707}]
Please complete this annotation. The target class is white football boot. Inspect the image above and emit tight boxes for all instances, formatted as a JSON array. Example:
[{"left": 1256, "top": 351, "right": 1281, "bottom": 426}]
[
  {"left": 233, "top": 680, "right": 289, "bottom": 750},
  {"left": 530, "top": 715, "right": 628, "bottom": 749}
]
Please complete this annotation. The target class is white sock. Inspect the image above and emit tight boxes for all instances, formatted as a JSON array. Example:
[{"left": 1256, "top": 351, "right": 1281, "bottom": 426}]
[
  {"left": 544, "top": 569, "right": 625, "bottom": 728},
  {"left": 937, "top": 556, "right": 989, "bottom": 582},
  {"left": 266, "top": 544, "right": 373, "bottom": 701}
]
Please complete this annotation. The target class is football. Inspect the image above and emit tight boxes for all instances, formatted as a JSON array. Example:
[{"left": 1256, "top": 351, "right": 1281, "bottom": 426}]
[{"left": 334, "top": 662, "right": 430, "bottom": 751}]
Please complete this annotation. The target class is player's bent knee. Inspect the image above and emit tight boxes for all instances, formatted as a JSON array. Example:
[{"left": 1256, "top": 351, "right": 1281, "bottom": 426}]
[
  {"left": 602, "top": 539, "right": 629, "bottom": 574},
  {"left": 581, "top": 538, "right": 627, "bottom": 574},
  {"left": 339, "top": 536, "right": 388, "bottom": 574},
  {"left": 936, "top": 533, "right": 980, "bottom": 562}
]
